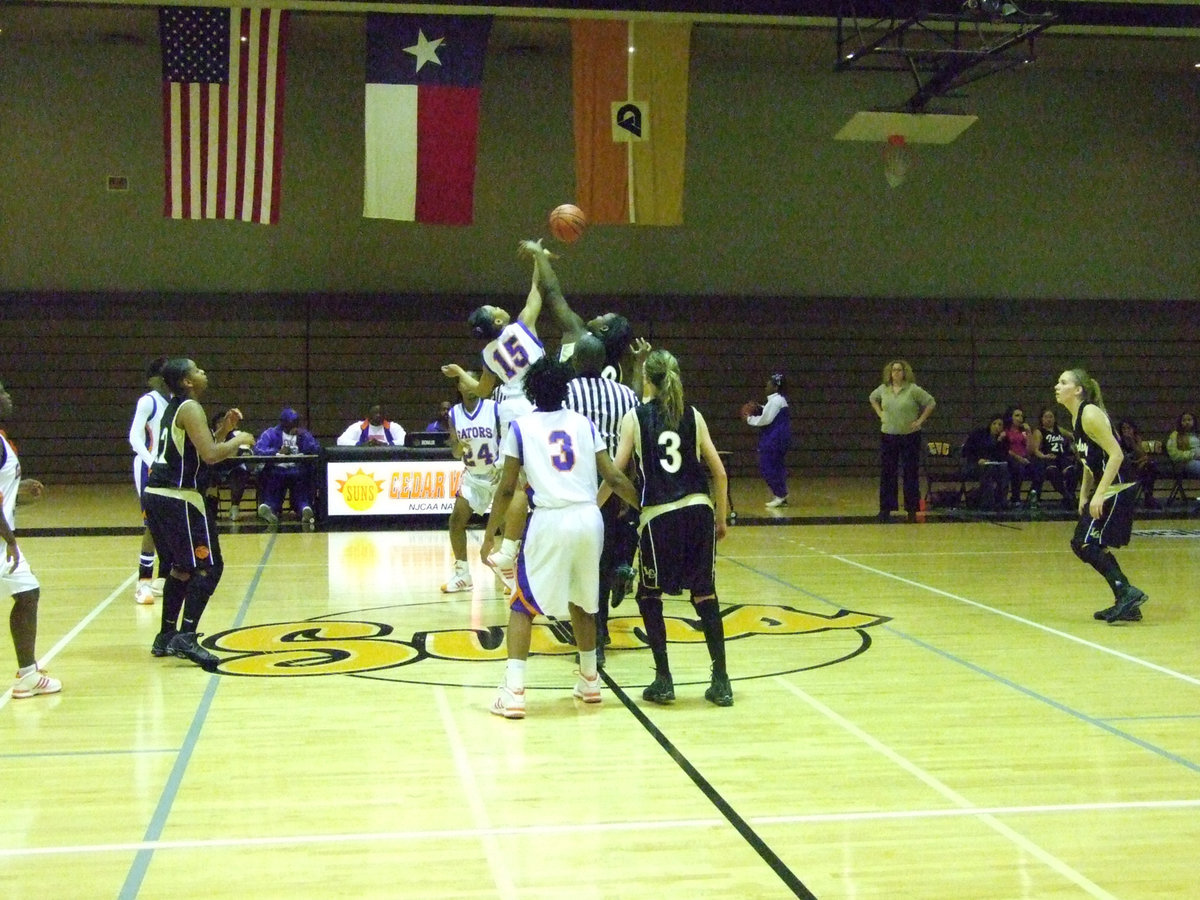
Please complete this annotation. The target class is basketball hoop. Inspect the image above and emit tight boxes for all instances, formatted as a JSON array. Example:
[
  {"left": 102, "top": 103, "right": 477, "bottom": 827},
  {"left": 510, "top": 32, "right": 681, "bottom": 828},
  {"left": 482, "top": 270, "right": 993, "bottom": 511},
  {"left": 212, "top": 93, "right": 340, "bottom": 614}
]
[{"left": 882, "top": 134, "right": 915, "bottom": 188}]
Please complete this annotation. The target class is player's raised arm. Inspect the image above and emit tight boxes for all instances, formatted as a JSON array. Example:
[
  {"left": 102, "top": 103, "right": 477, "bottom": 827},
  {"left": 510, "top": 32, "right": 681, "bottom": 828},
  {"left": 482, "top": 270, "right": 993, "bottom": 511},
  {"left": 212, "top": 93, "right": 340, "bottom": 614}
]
[{"left": 520, "top": 238, "right": 583, "bottom": 344}]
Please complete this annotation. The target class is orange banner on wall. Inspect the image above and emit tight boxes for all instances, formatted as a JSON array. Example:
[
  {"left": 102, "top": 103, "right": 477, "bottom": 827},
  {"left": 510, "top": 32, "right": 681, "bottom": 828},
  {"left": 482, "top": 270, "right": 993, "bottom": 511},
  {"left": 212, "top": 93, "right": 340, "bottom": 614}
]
[{"left": 571, "top": 20, "right": 690, "bottom": 226}]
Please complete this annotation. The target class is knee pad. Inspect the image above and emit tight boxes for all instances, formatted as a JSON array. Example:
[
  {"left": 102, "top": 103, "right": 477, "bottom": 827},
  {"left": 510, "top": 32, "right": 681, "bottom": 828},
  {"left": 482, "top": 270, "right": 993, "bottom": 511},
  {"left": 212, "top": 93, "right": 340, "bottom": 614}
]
[
  {"left": 1071, "top": 538, "right": 1103, "bottom": 567},
  {"left": 186, "top": 565, "right": 221, "bottom": 602}
]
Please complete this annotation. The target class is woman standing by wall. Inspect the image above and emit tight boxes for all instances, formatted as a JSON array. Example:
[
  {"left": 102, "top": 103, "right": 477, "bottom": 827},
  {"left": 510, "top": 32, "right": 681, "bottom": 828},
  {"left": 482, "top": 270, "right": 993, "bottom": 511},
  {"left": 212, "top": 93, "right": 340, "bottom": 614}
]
[
  {"left": 869, "top": 360, "right": 936, "bottom": 522},
  {"left": 743, "top": 373, "right": 791, "bottom": 508}
]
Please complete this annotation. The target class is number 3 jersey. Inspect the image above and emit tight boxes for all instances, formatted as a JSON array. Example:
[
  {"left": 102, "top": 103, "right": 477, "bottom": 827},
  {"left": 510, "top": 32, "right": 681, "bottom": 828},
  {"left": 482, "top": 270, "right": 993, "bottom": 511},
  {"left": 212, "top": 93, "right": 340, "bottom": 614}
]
[
  {"left": 502, "top": 409, "right": 603, "bottom": 509},
  {"left": 482, "top": 321, "right": 544, "bottom": 402},
  {"left": 629, "top": 402, "right": 712, "bottom": 510},
  {"left": 450, "top": 398, "right": 501, "bottom": 476}
]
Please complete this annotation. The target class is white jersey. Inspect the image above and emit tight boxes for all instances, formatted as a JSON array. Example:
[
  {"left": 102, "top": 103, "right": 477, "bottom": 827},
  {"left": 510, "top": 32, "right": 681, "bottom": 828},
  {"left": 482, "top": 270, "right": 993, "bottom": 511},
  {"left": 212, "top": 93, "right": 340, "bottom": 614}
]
[
  {"left": 482, "top": 321, "right": 544, "bottom": 401},
  {"left": 450, "top": 398, "right": 501, "bottom": 475},
  {"left": 502, "top": 408, "right": 603, "bottom": 509},
  {"left": 129, "top": 390, "right": 168, "bottom": 468},
  {"left": 0, "top": 432, "right": 22, "bottom": 531}
]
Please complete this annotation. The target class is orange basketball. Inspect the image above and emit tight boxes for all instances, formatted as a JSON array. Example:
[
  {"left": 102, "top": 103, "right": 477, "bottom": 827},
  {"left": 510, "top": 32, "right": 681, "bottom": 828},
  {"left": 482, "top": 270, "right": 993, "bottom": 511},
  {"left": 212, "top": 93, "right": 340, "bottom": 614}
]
[{"left": 548, "top": 204, "right": 587, "bottom": 243}]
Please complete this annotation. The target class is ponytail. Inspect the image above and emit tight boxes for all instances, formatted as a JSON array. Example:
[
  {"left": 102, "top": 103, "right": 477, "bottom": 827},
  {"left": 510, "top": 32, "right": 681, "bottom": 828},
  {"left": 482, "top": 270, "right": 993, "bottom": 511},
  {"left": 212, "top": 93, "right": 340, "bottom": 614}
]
[
  {"left": 1067, "top": 368, "right": 1105, "bottom": 410},
  {"left": 644, "top": 349, "right": 685, "bottom": 430}
]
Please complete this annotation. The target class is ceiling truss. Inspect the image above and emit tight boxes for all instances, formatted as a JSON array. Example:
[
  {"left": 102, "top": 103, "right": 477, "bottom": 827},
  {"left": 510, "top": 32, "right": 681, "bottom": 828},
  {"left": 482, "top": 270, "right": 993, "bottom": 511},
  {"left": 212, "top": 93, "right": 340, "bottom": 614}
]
[{"left": 835, "top": 1, "right": 1058, "bottom": 112}]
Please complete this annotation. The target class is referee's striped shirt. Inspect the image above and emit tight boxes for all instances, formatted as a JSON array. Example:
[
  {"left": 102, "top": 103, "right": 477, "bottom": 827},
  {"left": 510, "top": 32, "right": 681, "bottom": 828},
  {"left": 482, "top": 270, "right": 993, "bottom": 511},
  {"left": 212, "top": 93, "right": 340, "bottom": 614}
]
[{"left": 566, "top": 376, "right": 639, "bottom": 458}]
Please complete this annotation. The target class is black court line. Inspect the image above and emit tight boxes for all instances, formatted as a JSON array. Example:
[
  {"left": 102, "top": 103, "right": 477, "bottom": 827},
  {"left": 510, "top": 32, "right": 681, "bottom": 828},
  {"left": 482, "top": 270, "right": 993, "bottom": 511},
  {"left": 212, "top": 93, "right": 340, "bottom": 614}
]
[{"left": 599, "top": 671, "right": 818, "bottom": 900}]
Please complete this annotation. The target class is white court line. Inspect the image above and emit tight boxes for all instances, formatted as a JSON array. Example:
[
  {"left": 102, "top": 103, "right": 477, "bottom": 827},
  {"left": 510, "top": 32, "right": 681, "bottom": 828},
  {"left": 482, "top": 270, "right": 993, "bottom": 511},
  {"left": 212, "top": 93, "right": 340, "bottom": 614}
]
[
  {"left": 2, "top": 797, "right": 1196, "bottom": 860},
  {"left": 0, "top": 574, "right": 135, "bottom": 710},
  {"left": 801, "top": 543, "right": 1200, "bottom": 688},
  {"left": 433, "top": 686, "right": 517, "bottom": 900},
  {"left": 776, "top": 678, "right": 1120, "bottom": 900}
]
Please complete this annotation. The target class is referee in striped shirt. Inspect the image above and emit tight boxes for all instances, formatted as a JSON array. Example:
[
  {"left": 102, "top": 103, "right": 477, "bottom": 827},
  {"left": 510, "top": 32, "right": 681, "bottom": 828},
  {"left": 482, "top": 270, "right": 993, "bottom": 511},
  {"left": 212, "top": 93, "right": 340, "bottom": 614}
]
[{"left": 567, "top": 334, "right": 639, "bottom": 665}]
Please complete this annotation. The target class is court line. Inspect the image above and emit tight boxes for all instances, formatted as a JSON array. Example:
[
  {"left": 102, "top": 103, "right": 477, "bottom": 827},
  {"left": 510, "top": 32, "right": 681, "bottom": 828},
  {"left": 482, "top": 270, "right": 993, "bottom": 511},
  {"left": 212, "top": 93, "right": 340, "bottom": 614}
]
[
  {"left": 3, "top": 797, "right": 1198, "bottom": 859},
  {"left": 432, "top": 687, "right": 518, "bottom": 900},
  {"left": 808, "top": 546, "right": 1200, "bottom": 688},
  {"left": 776, "top": 679, "right": 1120, "bottom": 900},
  {"left": 118, "top": 531, "right": 278, "bottom": 899},
  {"left": 602, "top": 676, "right": 818, "bottom": 900},
  {"left": 0, "top": 574, "right": 135, "bottom": 711}
]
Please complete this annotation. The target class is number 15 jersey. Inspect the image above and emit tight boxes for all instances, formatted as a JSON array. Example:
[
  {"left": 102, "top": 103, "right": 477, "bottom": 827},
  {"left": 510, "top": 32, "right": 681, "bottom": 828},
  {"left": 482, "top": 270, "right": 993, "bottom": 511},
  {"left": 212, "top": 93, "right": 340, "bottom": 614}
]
[{"left": 483, "top": 321, "right": 545, "bottom": 402}]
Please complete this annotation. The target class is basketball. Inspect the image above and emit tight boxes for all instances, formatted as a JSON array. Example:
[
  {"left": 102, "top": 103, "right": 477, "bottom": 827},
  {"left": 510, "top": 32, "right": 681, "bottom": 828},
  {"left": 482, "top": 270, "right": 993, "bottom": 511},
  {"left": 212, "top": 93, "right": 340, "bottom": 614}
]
[{"left": 548, "top": 204, "right": 587, "bottom": 243}]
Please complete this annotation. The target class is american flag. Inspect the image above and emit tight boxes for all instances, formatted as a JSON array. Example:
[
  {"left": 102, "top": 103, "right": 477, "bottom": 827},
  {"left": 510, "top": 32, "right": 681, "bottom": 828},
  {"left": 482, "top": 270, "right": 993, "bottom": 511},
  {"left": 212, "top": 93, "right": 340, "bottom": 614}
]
[{"left": 159, "top": 7, "right": 289, "bottom": 224}]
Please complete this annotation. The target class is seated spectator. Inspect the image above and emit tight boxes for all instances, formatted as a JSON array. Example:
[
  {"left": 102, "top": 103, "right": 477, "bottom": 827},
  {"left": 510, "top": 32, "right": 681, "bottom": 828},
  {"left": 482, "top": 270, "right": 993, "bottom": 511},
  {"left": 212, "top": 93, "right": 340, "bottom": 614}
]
[
  {"left": 1167, "top": 412, "right": 1200, "bottom": 477},
  {"left": 1003, "top": 405, "right": 1036, "bottom": 505},
  {"left": 1117, "top": 419, "right": 1160, "bottom": 509},
  {"left": 1167, "top": 412, "right": 1200, "bottom": 513},
  {"left": 426, "top": 400, "right": 452, "bottom": 433},
  {"left": 255, "top": 408, "right": 321, "bottom": 524},
  {"left": 1030, "top": 406, "right": 1078, "bottom": 508},
  {"left": 962, "top": 415, "right": 1011, "bottom": 510},
  {"left": 204, "top": 408, "right": 255, "bottom": 522},
  {"left": 337, "top": 403, "right": 406, "bottom": 446}
]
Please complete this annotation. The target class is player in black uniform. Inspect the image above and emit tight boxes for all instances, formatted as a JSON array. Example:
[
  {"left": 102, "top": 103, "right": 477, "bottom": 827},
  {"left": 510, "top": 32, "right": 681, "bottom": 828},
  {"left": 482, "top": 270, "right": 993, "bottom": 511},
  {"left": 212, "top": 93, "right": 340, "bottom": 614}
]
[
  {"left": 143, "top": 358, "right": 254, "bottom": 669},
  {"left": 612, "top": 348, "right": 733, "bottom": 706},
  {"left": 1054, "top": 368, "right": 1147, "bottom": 623},
  {"left": 523, "top": 238, "right": 647, "bottom": 387}
]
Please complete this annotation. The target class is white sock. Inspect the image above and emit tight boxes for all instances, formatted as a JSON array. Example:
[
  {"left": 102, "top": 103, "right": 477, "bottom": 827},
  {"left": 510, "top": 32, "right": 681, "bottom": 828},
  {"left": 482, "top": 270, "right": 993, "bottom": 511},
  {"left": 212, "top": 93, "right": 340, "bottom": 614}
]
[
  {"left": 16, "top": 663, "right": 36, "bottom": 678},
  {"left": 504, "top": 658, "right": 526, "bottom": 691},
  {"left": 578, "top": 650, "right": 597, "bottom": 679},
  {"left": 499, "top": 538, "right": 520, "bottom": 558},
  {"left": 454, "top": 559, "right": 469, "bottom": 574}
]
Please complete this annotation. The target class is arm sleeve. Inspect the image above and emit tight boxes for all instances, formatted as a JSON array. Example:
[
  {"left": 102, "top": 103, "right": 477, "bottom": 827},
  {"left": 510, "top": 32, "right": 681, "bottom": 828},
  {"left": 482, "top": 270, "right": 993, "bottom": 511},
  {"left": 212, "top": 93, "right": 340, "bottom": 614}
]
[
  {"left": 390, "top": 423, "right": 407, "bottom": 444},
  {"left": 747, "top": 394, "right": 785, "bottom": 427},
  {"left": 299, "top": 431, "right": 322, "bottom": 454},
  {"left": 336, "top": 423, "right": 359, "bottom": 446},
  {"left": 128, "top": 395, "right": 156, "bottom": 467}
]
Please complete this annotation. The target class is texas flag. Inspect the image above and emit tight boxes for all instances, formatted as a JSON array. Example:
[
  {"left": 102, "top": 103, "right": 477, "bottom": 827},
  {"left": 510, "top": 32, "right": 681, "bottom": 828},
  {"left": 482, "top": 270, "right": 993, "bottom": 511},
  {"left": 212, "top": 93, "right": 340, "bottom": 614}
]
[{"left": 364, "top": 14, "right": 492, "bottom": 224}]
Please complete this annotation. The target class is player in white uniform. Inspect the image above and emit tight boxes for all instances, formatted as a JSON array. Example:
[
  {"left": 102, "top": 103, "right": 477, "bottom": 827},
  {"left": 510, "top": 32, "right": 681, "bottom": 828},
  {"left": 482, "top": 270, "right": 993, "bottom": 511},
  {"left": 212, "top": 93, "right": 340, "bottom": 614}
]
[
  {"left": 440, "top": 376, "right": 502, "bottom": 593},
  {"left": 441, "top": 240, "right": 549, "bottom": 590},
  {"left": 128, "top": 357, "right": 169, "bottom": 604},
  {"left": 0, "top": 379, "right": 60, "bottom": 699},
  {"left": 481, "top": 357, "right": 638, "bottom": 719}
]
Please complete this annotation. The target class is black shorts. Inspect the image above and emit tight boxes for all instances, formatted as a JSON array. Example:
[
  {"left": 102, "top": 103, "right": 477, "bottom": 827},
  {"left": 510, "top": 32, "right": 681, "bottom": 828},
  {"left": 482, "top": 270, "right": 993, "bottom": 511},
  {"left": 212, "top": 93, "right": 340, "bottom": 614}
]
[
  {"left": 1073, "top": 484, "right": 1136, "bottom": 549},
  {"left": 143, "top": 490, "right": 221, "bottom": 572},
  {"left": 637, "top": 503, "right": 716, "bottom": 597}
]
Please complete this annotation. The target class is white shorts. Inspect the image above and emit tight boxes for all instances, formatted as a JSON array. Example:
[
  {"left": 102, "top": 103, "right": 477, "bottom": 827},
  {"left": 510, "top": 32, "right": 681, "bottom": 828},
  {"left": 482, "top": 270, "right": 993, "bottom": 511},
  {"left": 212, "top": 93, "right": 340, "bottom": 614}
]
[
  {"left": 459, "top": 468, "right": 499, "bottom": 516},
  {"left": 512, "top": 503, "right": 602, "bottom": 619},
  {"left": 2, "top": 551, "right": 40, "bottom": 595}
]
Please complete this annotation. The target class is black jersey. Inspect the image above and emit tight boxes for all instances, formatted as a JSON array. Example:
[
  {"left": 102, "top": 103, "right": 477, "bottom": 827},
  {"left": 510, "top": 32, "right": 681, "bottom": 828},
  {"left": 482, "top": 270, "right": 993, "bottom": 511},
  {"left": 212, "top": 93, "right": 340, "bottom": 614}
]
[
  {"left": 634, "top": 402, "right": 710, "bottom": 508},
  {"left": 148, "top": 396, "right": 203, "bottom": 491},
  {"left": 1073, "top": 401, "right": 1127, "bottom": 484},
  {"left": 1041, "top": 427, "right": 1071, "bottom": 461}
]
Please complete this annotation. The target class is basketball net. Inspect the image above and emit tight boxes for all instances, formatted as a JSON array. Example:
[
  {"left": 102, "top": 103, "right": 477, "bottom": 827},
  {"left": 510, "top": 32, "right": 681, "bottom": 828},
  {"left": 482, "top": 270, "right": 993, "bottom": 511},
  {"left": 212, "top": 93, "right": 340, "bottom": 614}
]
[{"left": 882, "top": 134, "right": 915, "bottom": 188}]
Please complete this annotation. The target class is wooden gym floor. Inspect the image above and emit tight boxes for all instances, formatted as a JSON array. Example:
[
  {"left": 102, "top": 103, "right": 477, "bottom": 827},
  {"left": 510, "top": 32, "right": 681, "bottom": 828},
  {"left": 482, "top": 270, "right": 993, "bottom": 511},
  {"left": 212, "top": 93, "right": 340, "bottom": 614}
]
[{"left": 2, "top": 479, "right": 1198, "bottom": 898}]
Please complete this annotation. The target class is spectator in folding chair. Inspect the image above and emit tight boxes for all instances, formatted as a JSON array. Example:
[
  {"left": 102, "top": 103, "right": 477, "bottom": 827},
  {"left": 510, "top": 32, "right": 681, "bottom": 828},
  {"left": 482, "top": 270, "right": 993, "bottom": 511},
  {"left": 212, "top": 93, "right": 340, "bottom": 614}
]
[
  {"left": 962, "top": 415, "right": 1011, "bottom": 511},
  {"left": 1030, "top": 406, "right": 1078, "bottom": 509},
  {"left": 1003, "top": 405, "right": 1037, "bottom": 506},
  {"left": 1166, "top": 412, "right": 1200, "bottom": 513},
  {"left": 254, "top": 408, "right": 321, "bottom": 525},
  {"left": 1117, "top": 419, "right": 1160, "bottom": 510}
]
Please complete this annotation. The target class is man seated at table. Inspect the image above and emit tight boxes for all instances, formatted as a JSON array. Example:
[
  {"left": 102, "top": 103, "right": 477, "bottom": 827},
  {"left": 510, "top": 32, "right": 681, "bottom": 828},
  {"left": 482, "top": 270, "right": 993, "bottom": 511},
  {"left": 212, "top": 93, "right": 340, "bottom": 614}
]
[
  {"left": 255, "top": 407, "right": 321, "bottom": 524},
  {"left": 336, "top": 403, "right": 407, "bottom": 446}
]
